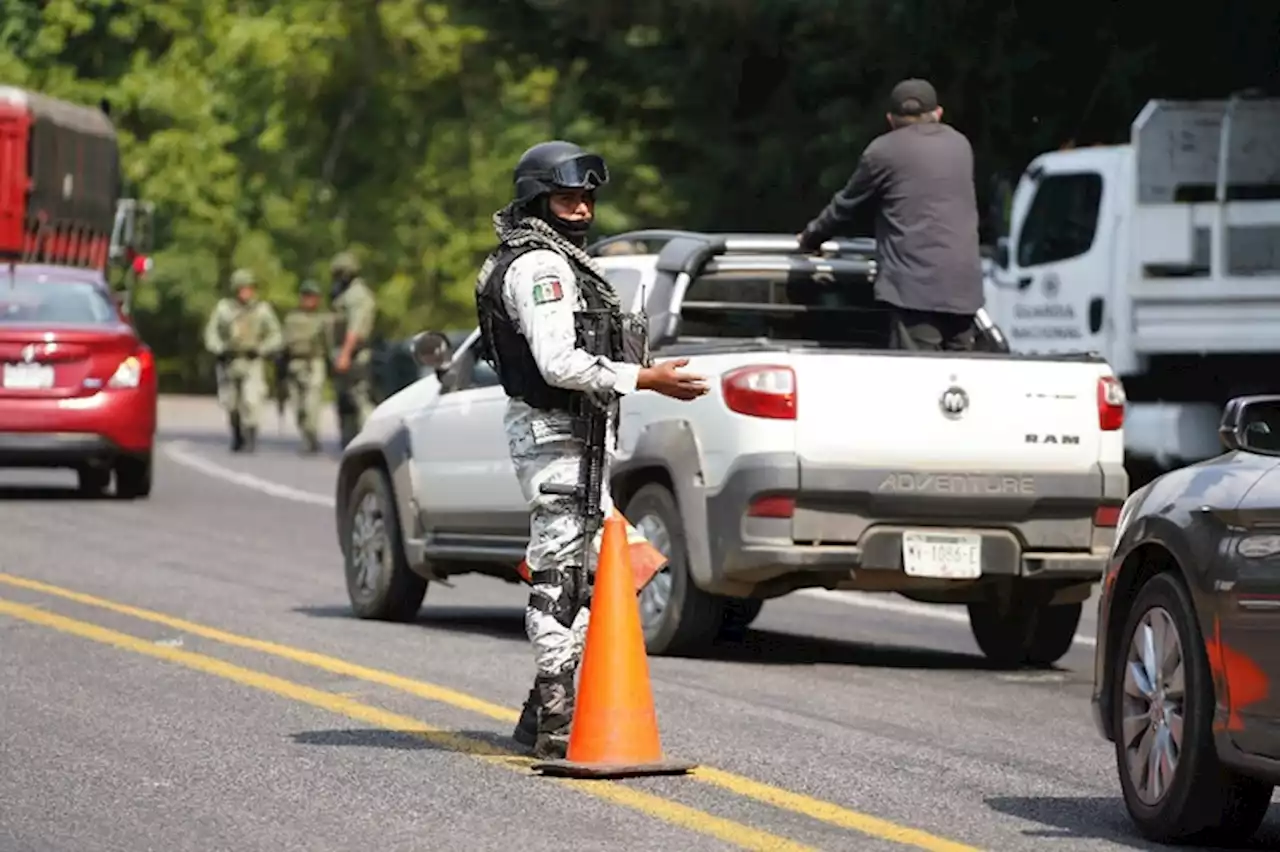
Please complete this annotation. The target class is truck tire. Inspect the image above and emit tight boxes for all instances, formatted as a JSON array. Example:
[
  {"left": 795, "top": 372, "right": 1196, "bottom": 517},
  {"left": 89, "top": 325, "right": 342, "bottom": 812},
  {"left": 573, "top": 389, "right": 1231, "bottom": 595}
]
[
  {"left": 343, "top": 466, "right": 427, "bottom": 622},
  {"left": 623, "top": 482, "right": 726, "bottom": 656},
  {"left": 967, "top": 598, "right": 1082, "bottom": 668}
]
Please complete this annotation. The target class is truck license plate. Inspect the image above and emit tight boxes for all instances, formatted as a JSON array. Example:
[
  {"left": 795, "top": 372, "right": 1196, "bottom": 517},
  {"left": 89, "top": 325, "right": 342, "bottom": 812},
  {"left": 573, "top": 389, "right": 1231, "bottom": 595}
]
[
  {"left": 2, "top": 363, "right": 54, "bottom": 390},
  {"left": 902, "top": 531, "right": 982, "bottom": 579}
]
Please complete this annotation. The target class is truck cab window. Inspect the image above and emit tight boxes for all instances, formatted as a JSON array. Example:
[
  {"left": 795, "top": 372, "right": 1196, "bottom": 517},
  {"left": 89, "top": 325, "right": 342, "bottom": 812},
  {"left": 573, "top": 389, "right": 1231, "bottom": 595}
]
[
  {"left": 1016, "top": 173, "right": 1103, "bottom": 267},
  {"left": 440, "top": 342, "right": 500, "bottom": 394}
]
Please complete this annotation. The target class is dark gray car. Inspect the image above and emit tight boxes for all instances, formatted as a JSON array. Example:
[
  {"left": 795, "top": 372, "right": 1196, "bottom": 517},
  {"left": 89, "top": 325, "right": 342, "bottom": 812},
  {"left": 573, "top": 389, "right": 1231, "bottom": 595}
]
[{"left": 1092, "top": 394, "right": 1280, "bottom": 845}]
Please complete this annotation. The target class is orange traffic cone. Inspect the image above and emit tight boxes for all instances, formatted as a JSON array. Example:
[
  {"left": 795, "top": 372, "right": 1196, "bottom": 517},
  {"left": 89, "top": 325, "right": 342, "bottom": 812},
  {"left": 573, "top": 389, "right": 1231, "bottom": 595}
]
[{"left": 532, "top": 513, "right": 695, "bottom": 779}]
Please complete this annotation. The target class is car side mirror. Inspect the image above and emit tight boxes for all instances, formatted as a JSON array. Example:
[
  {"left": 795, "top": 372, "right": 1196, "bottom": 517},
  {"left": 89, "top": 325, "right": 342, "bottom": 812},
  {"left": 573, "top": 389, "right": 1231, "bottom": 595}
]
[
  {"left": 410, "top": 331, "right": 452, "bottom": 370},
  {"left": 1219, "top": 395, "right": 1280, "bottom": 453}
]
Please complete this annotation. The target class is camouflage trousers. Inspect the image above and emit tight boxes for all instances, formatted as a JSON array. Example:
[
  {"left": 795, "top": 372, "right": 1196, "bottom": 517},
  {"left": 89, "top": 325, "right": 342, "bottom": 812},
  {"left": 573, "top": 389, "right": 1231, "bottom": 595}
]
[
  {"left": 505, "top": 401, "right": 652, "bottom": 677},
  {"left": 332, "top": 351, "right": 375, "bottom": 448},
  {"left": 218, "top": 357, "right": 268, "bottom": 429},
  {"left": 286, "top": 357, "right": 326, "bottom": 450}
]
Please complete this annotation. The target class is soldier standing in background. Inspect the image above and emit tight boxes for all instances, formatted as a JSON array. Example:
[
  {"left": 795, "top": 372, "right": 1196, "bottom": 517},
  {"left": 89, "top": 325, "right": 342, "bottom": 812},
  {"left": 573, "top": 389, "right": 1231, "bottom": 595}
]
[
  {"left": 328, "top": 251, "right": 378, "bottom": 447},
  {"left": 203, "top": 268, "right": 284, "bottom": 453},
  {"left": 281, "top": 279, "right": 330, "bottom": 454}
]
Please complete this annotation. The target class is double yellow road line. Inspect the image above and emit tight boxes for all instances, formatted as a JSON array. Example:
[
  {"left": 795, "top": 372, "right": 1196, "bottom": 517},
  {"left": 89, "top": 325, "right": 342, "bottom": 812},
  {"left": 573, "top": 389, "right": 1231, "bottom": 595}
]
[{"left": 0, "top": 572, "right": 983, "bottom": 852}]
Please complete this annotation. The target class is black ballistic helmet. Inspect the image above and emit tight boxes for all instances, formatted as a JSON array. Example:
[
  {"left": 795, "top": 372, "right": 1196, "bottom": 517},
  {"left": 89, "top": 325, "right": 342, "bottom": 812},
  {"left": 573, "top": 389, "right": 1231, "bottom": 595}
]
[{"left": 513, "top": 140, "right": 609, "bottom": 206}]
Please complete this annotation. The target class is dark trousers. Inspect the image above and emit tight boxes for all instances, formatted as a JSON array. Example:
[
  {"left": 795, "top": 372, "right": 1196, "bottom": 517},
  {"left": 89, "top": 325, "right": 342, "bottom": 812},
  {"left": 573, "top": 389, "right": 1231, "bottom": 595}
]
[{"left": 888, "top": 308, "right": 977, "bottom": 352}]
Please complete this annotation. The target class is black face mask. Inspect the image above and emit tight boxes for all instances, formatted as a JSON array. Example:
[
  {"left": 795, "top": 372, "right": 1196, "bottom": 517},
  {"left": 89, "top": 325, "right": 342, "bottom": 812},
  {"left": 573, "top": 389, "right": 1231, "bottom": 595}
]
[
  {"left": 536, "top": 196, "right": 592, "bottom": 244},
  {"left": 330, "top": 275, "right": 349, "bottom": 301}
]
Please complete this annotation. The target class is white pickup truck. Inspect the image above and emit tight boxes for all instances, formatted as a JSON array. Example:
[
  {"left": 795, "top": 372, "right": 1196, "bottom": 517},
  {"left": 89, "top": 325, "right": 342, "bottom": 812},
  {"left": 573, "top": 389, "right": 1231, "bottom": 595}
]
[{"left": 335, "top": 232, "right": 1128, "bottom": 668}]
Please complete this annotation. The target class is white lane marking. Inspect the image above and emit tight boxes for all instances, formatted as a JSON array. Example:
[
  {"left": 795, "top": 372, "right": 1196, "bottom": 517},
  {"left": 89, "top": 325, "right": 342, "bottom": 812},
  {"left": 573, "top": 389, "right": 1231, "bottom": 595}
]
[
  {"left": 163, "top": 439, "right": 1100, "bottom": 648},
  {"left": 796, "top": 588, "right": 1098, "bottom": 648},
  {"left": 161, "top": 441, "right": 336, "bottom": 508}
]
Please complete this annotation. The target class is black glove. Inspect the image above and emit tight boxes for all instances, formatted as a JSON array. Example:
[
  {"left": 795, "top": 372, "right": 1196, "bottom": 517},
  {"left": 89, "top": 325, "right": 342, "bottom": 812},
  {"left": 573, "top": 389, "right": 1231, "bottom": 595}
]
[{"left": 796, "top": 228, "right": 824, "bottom": 254}]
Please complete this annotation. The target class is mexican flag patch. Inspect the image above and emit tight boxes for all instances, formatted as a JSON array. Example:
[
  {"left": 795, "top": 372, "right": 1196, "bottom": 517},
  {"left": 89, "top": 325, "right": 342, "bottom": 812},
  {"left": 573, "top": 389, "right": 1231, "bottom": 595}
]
[{"left": 532, "top": 278, "right": 564, "bottom": 305}]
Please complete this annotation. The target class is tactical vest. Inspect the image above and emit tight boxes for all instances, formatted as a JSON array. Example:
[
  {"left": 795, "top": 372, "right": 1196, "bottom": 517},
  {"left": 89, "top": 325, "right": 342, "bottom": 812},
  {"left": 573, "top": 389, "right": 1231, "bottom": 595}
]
[
  {"left": 283, "top": 311, "right": 324, "bottom": 359},
  {"left": 331, "top": 279, "right": 370, "bottom": 352},
  {"left": 475, "top": 242, "right": 645, "bottom": 413}
]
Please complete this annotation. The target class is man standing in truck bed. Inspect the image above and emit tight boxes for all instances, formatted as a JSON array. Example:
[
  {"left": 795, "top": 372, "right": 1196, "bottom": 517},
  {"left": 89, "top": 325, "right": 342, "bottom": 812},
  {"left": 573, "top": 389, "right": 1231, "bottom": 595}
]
[{"left": 796, "top": 78, "right": 985, "bottom": 352}]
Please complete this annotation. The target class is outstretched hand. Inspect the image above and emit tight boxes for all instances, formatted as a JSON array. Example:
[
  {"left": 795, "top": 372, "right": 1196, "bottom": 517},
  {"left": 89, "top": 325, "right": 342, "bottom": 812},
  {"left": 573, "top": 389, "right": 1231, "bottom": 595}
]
[{"left": 639, "top": 358, "right": 709, "bottom": 401}]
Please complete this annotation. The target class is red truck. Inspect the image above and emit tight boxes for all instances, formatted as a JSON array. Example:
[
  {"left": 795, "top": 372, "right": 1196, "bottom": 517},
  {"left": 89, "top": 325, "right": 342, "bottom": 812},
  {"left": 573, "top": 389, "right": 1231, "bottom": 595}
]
[{"left": 0, "top": 85, "right": 159, "bottom": 498}]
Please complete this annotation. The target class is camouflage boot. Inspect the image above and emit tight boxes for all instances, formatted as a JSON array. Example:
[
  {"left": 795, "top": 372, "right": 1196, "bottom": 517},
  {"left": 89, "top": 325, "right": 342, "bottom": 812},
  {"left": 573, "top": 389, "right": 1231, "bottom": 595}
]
[
  {"left": 532, "top": 669, "right": 576, "bottom": 760},
  {"left": 242, "top": 426, "right": 257, "bottom": 454}
]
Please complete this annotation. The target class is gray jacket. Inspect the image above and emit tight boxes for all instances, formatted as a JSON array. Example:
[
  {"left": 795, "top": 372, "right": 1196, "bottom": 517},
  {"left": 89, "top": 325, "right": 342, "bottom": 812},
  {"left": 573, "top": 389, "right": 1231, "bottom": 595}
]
[{"left": 800, "top": 121, "right": 984, "bottom": 315}]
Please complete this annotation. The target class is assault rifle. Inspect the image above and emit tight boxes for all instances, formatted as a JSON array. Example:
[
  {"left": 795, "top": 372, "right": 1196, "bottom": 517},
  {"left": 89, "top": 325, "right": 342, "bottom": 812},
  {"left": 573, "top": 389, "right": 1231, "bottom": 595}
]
[{"left": 529, "top": 308, "right": 666, "bottom": 596}]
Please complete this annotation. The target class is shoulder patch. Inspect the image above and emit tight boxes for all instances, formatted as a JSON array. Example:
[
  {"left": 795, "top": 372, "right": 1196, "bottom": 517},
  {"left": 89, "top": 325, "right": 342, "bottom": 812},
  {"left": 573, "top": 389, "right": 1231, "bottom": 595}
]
[{"left": 531, "top": 274, "right": 564, "bottom": 305}]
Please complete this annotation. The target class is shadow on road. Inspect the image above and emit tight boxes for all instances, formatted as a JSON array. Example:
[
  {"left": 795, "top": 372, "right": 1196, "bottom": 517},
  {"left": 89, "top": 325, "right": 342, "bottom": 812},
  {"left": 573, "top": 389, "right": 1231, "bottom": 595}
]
[
  {"left": 985, "top": 796, "right": 1280, "bottom": 851},
  {"left": 0, "top": 485, "right": 108, "bottom": 501},
  {"left": 291, "top": 727, "right": 525, "bottom": 760},
  {"left": 293, "top": 604, "right": 528, "bottom": 643},
  {"left": 691, "top": 627, "right": 1004, "bottom": 671}
]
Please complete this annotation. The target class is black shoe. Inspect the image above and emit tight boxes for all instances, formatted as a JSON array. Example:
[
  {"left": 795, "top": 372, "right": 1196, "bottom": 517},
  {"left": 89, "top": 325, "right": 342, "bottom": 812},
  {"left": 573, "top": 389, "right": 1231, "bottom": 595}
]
[{"left": 230, "top": 414, "right": 244, "bottom": 452}]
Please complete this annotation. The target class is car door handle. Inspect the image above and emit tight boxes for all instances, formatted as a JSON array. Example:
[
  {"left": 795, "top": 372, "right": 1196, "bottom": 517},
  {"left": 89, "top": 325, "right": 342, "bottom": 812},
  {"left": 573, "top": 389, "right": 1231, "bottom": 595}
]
[{"left": 1017, "top": 276, "right": 1033, "bottom": 290}]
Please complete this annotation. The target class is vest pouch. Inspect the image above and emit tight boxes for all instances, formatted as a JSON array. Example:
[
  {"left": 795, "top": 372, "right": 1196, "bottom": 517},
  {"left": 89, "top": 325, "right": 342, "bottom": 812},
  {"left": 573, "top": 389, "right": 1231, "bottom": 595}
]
[{"left": 573, "top": 308, "right": 614, "bottom": 358}]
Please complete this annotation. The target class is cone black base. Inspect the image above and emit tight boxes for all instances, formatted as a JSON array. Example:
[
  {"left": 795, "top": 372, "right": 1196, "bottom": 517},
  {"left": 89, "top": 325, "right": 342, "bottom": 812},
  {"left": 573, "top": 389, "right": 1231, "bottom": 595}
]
[{"left": 532, "top": 758, "right": 697, "bottom": 780}]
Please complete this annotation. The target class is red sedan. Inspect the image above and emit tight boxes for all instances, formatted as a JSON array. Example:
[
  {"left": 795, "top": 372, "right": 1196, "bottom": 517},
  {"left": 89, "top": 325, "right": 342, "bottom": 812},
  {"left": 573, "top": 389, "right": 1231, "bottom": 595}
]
[{"left": 0, "top": 264, "right": 156, "bottom": 498}]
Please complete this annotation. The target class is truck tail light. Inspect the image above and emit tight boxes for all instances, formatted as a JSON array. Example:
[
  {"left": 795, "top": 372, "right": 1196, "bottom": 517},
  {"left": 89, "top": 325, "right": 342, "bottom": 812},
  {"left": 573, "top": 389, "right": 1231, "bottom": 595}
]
[
  {"left": 722, "top": 365, "right": 796, "bottom": 420},
  {"left": 107, "top": 347, "right": 153, "bottom": 389},
  {"left": 1094, "top": 504, "right": 1121, "bottom": 527},
  {"left": 747, "top": 495, "right": 795, "bottom": 518},
  {"left": 1097, "top": 376, "right": 1125, "bottom": 431}
]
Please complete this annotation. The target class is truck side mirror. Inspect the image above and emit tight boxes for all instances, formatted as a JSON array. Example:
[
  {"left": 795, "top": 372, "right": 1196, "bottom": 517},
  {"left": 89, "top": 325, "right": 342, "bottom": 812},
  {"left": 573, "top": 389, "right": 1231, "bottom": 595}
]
[{"left": 410, "top": 331, "right": 453, "bottom": 370}]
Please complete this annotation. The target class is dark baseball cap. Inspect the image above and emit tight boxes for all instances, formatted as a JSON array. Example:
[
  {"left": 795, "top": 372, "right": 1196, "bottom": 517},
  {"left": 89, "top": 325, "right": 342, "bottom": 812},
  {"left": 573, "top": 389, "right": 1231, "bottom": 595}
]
[{"left": 888, "top": 78, "right": 939, "bottom": 116}]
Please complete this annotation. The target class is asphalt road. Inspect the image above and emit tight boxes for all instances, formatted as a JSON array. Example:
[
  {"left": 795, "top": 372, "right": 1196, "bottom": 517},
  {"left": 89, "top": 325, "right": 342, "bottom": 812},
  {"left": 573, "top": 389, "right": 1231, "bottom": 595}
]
[{"left": 2, "top": 396, "right": 1277, "bottom": 852}]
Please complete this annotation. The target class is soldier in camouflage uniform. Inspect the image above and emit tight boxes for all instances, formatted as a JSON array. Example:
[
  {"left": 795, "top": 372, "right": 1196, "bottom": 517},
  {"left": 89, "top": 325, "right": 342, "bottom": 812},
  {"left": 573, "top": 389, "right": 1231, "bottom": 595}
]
[
  {"left": 203, "top": 268, "right": 284, "bottom": 453},
  {"left": 475, "top": 141, "right": 708, "bottom": 759},
  {"left": 328, "top": 251, "right": 378, "bottom": 447},
  {"left": 281, "top": 280, "right": 330, "bottom": 454}
]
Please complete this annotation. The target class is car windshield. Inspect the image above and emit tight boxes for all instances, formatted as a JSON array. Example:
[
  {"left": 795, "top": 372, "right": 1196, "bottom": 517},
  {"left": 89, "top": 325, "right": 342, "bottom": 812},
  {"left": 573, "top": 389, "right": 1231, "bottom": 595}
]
[{"left": 0, "top": 277, "right": 118, "bottom": 326}]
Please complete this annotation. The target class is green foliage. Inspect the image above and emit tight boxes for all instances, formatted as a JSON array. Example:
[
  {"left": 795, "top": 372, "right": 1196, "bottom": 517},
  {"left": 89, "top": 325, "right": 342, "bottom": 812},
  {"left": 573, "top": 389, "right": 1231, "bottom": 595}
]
[{"left": 1, "top": 0, "right": 1273, "bottom": 390}]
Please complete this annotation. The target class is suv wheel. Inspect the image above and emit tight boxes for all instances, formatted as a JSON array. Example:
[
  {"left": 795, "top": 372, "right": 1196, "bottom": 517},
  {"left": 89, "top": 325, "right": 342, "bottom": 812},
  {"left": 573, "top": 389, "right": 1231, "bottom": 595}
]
[
  {"left": 624, "top": 482, "right": 725, "bottom": 656},
  {"left": 343, "top": 466, "right": 427, "bottom": 622},
  {"left": 968, "top": 594, "right": 1081, "bottom": 668},
  {"left": 1113, "top": 571, "right": 1273, "bottom": 845}
]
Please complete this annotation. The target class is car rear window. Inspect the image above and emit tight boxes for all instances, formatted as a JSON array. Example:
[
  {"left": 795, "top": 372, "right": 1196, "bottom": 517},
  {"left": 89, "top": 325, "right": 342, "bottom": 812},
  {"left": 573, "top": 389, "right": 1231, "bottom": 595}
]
[
  {"left": 0, "top": 277, "right": 118, "bottom": 326},
  {"left": 679, "top": 269, "right": 893, "bottom": 348}
]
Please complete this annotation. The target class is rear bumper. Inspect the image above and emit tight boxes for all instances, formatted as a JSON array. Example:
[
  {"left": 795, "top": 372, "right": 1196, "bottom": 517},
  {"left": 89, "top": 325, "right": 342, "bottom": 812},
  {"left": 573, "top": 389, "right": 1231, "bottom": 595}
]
[
  {"left": 0, "top": 389, "right": 156, "bottom": 466},
  {"left": 702, "top": 452, "right": 1122, "bottom": 591}
]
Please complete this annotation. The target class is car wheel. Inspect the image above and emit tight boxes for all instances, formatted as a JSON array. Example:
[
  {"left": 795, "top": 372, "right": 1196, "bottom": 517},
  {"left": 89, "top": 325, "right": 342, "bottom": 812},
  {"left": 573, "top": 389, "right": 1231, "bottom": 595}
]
[
  {"left": 76, "top": 465, "right": 111, "bottom": 496},
  {"left": 624, "top": 482, "right": 726, "bottom": 656},
  {"left": 968, "top": 596, "right": 1082, "bottom": 668},
  {"left": 343, "top": 466, "right": 427, "bottom": 622},
  {"left": 1112, "top": 571, "right": 1273, "bottom": 845},
  {"left": 114, "top": 452, "right": 153, "bottom": 499}
]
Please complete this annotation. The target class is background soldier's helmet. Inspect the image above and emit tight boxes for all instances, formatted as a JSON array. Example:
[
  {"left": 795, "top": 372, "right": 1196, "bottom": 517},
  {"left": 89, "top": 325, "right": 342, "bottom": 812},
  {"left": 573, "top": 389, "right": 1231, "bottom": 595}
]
[
  {"left": 299, "top": 279, "right": 321, "bottom": 296},
  {"left": 329, "top": 251, "right": 360, "bottom": 277},
  {"left": 513, "top": 141, "right": 610, "bottom": 206},
  {"left": 230, "top": 268, "right": 256, "bottom": 289}
]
